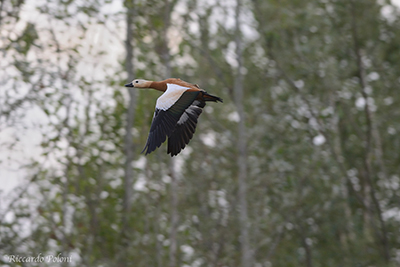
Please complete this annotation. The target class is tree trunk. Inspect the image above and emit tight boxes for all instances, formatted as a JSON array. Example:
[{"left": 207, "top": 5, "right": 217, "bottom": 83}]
[
  {"left": 350, "top": 1, "right": 390, "bottom": 262},
  {"left": 234, "top": 1, "right": 251, "bottom": 266},
  {"left": 121, "top": 0, "right": 137, "bottom": 264},
  {"left": 162, "top": 1, "right": 179, "bottom": 265},
  {"left": 169, "top": 159, "right": 178, "bottom": 267}
]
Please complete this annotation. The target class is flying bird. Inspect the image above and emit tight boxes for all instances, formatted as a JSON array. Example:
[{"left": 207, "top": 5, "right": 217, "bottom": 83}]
[{"left": 125, "top": 78, "right": 223, "bottom": 156}]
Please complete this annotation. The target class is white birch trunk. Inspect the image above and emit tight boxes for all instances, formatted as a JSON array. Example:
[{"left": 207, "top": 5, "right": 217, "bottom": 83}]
[
  {"left": 122, "top": 0, "right": 136, "bottom": 248},
  {"left": 234, "top": 0, "right": 251, "bottom": 266}
]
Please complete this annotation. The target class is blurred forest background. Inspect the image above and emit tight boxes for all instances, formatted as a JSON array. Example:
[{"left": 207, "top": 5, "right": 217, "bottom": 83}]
[{"left": 1, "top": 0, "right": 400, "bottom": 266}]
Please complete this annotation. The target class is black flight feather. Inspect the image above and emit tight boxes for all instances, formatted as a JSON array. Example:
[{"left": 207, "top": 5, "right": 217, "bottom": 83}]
[
  {"left": 167, "top": 100, "right": 205, "bottom": 156},
  {"left": 142, "top": 91, "right": 200, "bottom": 155}
]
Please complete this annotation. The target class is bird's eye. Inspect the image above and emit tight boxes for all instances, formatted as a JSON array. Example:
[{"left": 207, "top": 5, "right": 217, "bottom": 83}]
[{"left": 135, "top": 81, "right": 139, "bottom": 83}]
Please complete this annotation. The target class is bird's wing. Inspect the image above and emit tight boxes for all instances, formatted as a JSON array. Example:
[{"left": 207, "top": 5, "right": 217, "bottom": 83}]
[
  {"left": 142, "top": 86, "right": 200, "bottom": 155},
  {"left": 167, "top": 100, "right": 205, "bottom": 156}
]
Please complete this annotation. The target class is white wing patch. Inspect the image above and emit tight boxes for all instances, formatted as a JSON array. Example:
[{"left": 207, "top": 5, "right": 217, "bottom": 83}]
[{"left": 156, "top": 83, "right": 189, "bottom": 110}]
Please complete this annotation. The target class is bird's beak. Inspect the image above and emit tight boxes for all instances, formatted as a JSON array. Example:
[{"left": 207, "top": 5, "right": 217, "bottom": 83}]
[{"left": 125, "top": 83, "right": 134, "bottom": 87}]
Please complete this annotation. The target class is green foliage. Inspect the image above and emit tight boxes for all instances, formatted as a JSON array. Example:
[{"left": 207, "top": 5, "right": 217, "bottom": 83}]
[{"left": 1, "top": 0, "right": 400, "bottom": 266}]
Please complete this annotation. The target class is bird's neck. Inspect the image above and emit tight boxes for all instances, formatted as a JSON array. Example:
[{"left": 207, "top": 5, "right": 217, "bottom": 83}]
[{"left": 149, "top": 81, "right": 167, "bottom": 92}]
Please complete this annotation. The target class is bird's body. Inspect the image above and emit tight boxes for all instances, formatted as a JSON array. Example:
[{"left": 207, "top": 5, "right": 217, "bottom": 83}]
[{"left": 125, "top": 78, "right": 222, "bottom": 156}]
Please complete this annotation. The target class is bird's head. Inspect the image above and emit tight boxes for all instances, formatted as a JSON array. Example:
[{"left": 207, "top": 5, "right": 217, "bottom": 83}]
[{"left": 125, "top": 79, "right": 152, "bottom": 88}]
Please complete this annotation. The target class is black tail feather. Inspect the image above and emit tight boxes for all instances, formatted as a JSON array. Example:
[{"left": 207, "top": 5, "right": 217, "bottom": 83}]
[{"left": 203, "top": 92, "right": 223, "bottom": 102}]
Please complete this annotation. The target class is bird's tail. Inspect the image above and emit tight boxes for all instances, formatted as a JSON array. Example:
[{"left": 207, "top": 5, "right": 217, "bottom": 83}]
[{"left": 203, "top": 92, "right": 223, "bottom": 103}]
